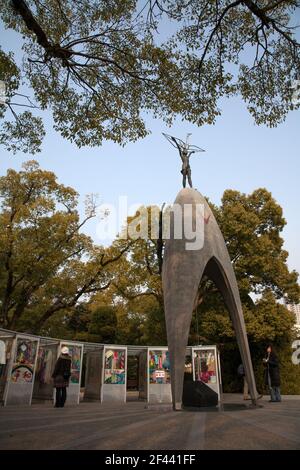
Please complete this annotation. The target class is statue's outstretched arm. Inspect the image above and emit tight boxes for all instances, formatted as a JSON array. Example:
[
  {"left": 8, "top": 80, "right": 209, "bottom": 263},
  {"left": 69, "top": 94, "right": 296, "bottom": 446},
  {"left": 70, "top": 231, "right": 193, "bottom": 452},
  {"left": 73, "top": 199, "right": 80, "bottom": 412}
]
[
  {"left": 170, "top": 136, "right": 184, "bottom": 162},
  {"left": 170, "top": 136, "right": 181, "bottom": 151}
]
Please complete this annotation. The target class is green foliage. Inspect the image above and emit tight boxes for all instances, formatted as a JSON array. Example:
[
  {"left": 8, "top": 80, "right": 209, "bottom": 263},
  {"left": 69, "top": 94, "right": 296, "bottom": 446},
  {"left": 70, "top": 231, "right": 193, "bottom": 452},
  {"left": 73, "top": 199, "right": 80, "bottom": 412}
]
[
  {"left": 0, "top": 47, "right": 45, "bottom": 153},
  {"left": 278, "top": 347, "right": 300, "bottom": 394},
  {"left": 167, "top": 0, "right": 300, "bottom": 126},
  {"left": 0, "top": 161, "right": 128, "bottom": 332},
  {"left": 87, "top": 306, "right": 117, "bottom": 344},
  {"left": 0, "top": 0, "right": 299, "bottom": 152},
  {"left": 0, "top": 111, "right": 45, "bottom": 154},
  {"left": 115, "top": 310, "right": 146, "bottom": 346},
  {"left": 198, "top": 291, "right": 300, "bottom": 394},
  {"left": 0, "top": 160, "right": 85, "bottom": 328},
  {"left": 245, "top": 290, "right": 296, "bottom": 343},
  {"left": 138, "top": 302, "right": 167, "bottom": 346},
  {"left": 0, "top": 47, "right": 20, "bottom": 116},
  {"left": 216, "top": 188, "right": 300, "bottom": 303},
  {"left": 64, "top": 305, "right": 118, "bottom": 344}
]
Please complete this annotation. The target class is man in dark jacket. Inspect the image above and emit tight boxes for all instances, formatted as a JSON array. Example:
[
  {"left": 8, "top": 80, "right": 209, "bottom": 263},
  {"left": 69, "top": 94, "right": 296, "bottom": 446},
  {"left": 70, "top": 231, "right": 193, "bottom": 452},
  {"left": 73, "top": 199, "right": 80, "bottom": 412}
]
[
  {"left": 263, "top": 345, "right": 281, "bottom": 402},
  {"left": 52, "top": 346, "right": 72, "bottom": 408}
]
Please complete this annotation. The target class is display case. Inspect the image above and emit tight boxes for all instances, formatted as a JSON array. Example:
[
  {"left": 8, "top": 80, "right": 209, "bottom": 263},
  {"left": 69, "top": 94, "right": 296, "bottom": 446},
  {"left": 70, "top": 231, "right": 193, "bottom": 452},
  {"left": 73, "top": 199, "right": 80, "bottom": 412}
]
[
  {"left": 84, "top": 349, "right": 103, "bottom": 400},
  {"left": 192, "top": 346, "right": 222, "bottom": 400},
  {"left": 33, "top": 342, "right": 59, "bottom": 401},
  {"left": 148, "top": 348, "right": 172, "bottom": 404},
  {"left": 101, "top": 346, "right": 127, "bottom": 403},
  {"left": 4, "top": 335, "right": 40, "bottom": 406}
]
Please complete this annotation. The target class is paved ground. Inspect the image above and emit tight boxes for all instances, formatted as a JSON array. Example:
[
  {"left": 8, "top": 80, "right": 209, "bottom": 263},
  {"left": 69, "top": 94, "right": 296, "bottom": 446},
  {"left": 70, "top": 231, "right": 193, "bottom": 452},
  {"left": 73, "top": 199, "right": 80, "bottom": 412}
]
[{"left": 1, "top": 394, "right": 300, "bottom": 450}]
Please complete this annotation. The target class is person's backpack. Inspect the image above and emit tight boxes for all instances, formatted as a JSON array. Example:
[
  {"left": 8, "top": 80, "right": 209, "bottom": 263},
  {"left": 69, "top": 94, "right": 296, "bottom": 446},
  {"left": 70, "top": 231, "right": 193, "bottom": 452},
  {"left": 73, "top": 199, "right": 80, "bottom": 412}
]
[{"left": 237, "top": 364, "right": 245, "bottom": 377}]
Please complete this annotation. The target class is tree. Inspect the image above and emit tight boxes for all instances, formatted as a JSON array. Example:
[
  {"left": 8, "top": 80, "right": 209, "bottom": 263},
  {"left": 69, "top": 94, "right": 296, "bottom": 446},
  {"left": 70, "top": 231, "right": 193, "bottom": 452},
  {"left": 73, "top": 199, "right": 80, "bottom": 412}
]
[
  {"left": 0, "top": 0, "right": 299, "bottom": 153},
  {"left": 0, "top": 161, "right": 131, "bottom": 331},
  {"left": 65, "top": 304, "right": 118, "bottom": 344},
  {"left": 87, "top": 305, "right": 118, "bottom": 343},
  {"left": 199, "top": 290, "right": 300, "bottom": 393},
  {"left": 214, "top": 188, "right": 300, "bottom": 304},
  {"left": 87, "top": 206, "right": 165, "bottom": 345},
  {"left": 109, "top": 206, "right": 165, "bottom": 342},
  {"left": 90, "top": 288, "right": 149, "bottom": 345}
]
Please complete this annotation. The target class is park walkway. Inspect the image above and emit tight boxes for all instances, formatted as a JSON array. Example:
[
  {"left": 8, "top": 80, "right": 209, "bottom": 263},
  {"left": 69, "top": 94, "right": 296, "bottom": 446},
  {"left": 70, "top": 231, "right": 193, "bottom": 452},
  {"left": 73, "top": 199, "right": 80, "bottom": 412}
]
[{"left": 1, "top": 394, "right": 300, "bottom": 450}]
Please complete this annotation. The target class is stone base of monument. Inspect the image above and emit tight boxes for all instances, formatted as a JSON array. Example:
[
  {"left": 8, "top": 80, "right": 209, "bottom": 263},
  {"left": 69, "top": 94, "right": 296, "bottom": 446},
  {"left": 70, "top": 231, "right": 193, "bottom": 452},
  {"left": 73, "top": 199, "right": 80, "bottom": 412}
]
[{"left": 182, "top": 381, "right": 219, "bottom": 409}]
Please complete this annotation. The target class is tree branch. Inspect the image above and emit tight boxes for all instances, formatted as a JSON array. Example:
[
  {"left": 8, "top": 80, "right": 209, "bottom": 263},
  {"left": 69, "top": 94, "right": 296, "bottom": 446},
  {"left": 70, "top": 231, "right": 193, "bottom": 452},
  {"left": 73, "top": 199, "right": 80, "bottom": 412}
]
[
  {"left": 112, "top": 282, "right": 160, "bottom": 303},
  {"left": 100, "top": 241, "right": 133, "bottom": 267},
  {"left": 262, "top": 0, "right": 292, "bottom": 13},
  {"left": 242, "top": 0, "right": 272, "bottom": 28},
  {"left": 243, "top": 0, "right": 300, "bottom": 49},
  {"left": 198, "top": 0, "right": 243, "bottom": 77},
  {"left": 30, "top": 278, "right": 112, "bottom": 333},
  {"left": 11, "top": 0, "right": 72, "bottom": 62}
]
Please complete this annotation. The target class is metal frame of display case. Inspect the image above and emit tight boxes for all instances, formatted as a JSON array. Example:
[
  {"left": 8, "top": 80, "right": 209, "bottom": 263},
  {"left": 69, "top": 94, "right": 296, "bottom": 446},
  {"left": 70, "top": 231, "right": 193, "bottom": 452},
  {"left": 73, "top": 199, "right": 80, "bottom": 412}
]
[
  {"left": 4, "top": 334, "right": 40, "bottom": 406},
  {"left": 101, "top": 345, "right": 127, "bottom": 403}
]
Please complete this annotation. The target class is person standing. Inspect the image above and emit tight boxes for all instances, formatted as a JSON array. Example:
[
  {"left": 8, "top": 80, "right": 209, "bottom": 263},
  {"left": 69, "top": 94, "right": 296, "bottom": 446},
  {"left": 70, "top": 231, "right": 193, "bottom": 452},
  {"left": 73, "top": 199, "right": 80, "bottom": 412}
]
[
  {"left": 52, "top": 346, "right": 72, "bottom": 408},
  {"left": 263, "top": 344, "right": 281, "bottom": 402}
]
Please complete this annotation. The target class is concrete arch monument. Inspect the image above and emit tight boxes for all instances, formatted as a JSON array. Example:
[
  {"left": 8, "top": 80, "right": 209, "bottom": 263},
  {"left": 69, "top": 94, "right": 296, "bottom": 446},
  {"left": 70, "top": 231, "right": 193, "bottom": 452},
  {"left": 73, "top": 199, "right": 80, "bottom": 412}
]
[{"left": 162, "top": 188, "right": 259, "bottom": 410}]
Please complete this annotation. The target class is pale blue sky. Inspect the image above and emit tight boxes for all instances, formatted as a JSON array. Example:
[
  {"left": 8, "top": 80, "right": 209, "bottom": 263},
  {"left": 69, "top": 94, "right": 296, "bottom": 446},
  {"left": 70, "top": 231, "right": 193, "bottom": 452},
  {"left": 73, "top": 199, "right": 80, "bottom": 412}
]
[{"left": 0, "top": 20, "right": 300, "bottom": 276}]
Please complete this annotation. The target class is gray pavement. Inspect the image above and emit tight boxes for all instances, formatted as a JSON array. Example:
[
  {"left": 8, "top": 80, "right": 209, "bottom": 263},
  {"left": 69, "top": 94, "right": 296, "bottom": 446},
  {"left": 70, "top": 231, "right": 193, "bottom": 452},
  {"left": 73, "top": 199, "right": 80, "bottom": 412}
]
[{"left": 0, "top": 394, "right": 300, "bottom": 450}]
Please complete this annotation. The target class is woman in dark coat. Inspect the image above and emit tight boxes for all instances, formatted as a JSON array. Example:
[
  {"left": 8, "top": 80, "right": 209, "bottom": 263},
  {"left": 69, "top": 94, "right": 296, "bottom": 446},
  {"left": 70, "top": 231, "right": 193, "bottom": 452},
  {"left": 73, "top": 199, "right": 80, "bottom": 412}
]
[
  {"left": 263, "top": 344, "right": 281, "bottom": 402},
  {"left": 52, "top": 346, "right": 72, "bottom": 408}
]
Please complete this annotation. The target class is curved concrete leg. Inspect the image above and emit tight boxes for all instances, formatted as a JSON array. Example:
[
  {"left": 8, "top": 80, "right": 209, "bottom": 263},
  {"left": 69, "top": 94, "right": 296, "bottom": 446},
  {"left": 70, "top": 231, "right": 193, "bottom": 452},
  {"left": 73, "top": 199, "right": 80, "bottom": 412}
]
[{"left": 162, "top": 189, "right": 259, "bottom": 409}]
